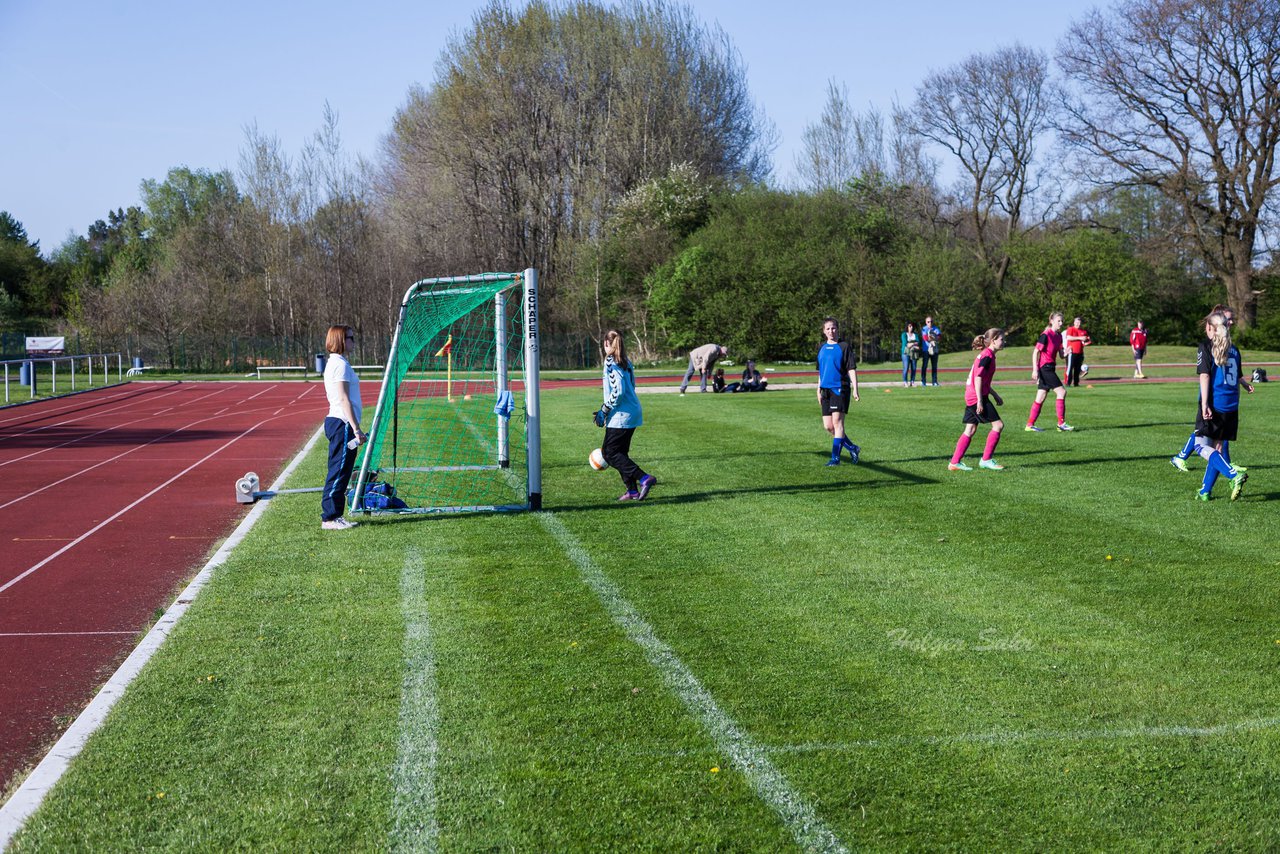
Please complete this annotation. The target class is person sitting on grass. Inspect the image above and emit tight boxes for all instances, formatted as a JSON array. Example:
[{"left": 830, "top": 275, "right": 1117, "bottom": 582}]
[{"left": 741, "top": 359, "right": 768, "bottom": 392}]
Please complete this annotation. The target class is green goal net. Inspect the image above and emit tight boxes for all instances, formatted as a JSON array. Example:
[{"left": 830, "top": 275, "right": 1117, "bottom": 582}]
[{"left": 352, "top": 270, "right": 542, "bottom": 515}]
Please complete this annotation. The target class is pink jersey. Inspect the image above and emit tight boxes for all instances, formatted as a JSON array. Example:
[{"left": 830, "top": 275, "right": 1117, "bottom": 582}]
[
  {"left": 1036, "top": 329, "right": 1063, "bottom": 368},
  {"left": 965, "top": 347, "right": 996, "bottom": 405}
]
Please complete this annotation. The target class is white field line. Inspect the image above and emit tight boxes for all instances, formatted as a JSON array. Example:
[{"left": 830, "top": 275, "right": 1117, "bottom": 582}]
[
  {"left": 0, "top": 410, "right": 304, "bottom": 595},
  {"left": 456, "top": 409, "right": 845, "bottom": 849},
  {"left": 388, "top": 547, "right": 440, "bottom": 854},
  {"left": 0, "top": 399, "right": 303, "bottom": 511},
  {"left": 768, "top": 715, "right": 1280, "bottom": 753},
  {"left": 535, "top": 511, "right": 849, "bottom": 854},
  {"left": 0, "top": 425, "right": 326, "bottom": 850}
]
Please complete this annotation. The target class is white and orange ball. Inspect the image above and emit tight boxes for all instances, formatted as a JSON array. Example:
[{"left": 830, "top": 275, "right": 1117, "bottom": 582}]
[{"left": 589, "top": 448, "right": 610, "bottom": 471}]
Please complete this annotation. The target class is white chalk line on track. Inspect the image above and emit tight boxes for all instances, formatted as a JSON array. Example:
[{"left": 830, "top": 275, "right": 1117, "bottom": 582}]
[
  {"left": 0, "top": 386, "right": 197, "bottom": 465},
  {"left": 0, "top": 424, "right": 327, "bottom": 850},
  {"left": 0, "top": 405, "right": 312, "bottom": 596},
  {"left": 389, "top": 547, "right": 441, "bottom": 854},
  {"left": 0, "top": 387, "right": 320, "bottom": 510},
  {"left": 0, "top": 631, "right": 136, "bottom": 637},
  {"left": 0, "top": 384, "right": 148, "bottom": 428},
  {"left": 535, "top": 511, "right": 849, "bottom": 854}
]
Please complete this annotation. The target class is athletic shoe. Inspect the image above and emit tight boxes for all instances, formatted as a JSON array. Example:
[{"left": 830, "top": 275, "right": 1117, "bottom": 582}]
[
  {"left": 932, "top": 382, "right": 940, "bottom": 387},
  {"left": 979, "top": 458, "right": 1005, "bottom": 471},
  {"left": 618, "top": 490, "right": 641, "bottom": 501},
  {"left": 1170, "top": 456, "right": 1189, "bottom": 472},
  {"left": 903, "top": 382, "right": 908, "bottom": 387},
  {"left": 948, "top": 461, "right": 972, "bottom": 471},
  {"left": 1230, "top": 471, "right": 1248, "bottom": 501},
  {"left": 679, "top": 392, "right": 686, "bottom": 396},
  {"left": 1196, "top": 491, "right": 1210, "bottom": 502},
  {"left": 846, "top": 443, "right": 861, "bottom": 464},
  {"left": 321, "top": 518, "right": 358, "bottom": 530},
  {"left": 637, "top": 474, "right": 657, "bottom": 500},
  {"left": 825, "top": 457, "right": 841, "bottom": 467},
  {"left": 1057, "top": 423, "right": 1075, "bottom": 432},
  {"left": 1024, "top": 425, "right": 1043, "bottom": 432}
]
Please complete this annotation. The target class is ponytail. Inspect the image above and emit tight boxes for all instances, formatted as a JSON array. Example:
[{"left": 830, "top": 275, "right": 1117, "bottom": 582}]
[{"left": 972, "top": 328, "right": 1004, "bottom": 350}]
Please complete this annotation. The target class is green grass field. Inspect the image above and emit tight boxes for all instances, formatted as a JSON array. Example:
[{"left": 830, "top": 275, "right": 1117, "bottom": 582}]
[{"left": 10, "top": 375, "right": 1280, "bottom": 851}]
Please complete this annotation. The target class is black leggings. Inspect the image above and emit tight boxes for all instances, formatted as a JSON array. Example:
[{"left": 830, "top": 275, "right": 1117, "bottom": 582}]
[
  {"left": 1065, "top": 352, "right": 1084, "bottom": 386},
  {"left": 602, "top": 426, "right": 645, "bottom": 491}
]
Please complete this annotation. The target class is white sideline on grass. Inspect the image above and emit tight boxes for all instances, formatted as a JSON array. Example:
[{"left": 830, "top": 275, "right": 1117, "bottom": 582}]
[
  {"left": 389, "top": 547, "right": 441, "bottom": 853},
  {"left": 536, "top": 511, "right": 850, "bottom": 854},
  {"left": 0, "top": 425, "right": 327, "bottom": 850}
]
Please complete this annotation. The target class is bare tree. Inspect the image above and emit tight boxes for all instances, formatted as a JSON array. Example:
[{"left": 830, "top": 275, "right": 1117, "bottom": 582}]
[
  {"left": 1058, "top": 0, "right": 1280, "bottom": 327},
  {"left": 906, "top": 44, "right": 1052, "bottom": 298},
  {"left": 796, "top": 81, "right": 860, "bottom": 191}
]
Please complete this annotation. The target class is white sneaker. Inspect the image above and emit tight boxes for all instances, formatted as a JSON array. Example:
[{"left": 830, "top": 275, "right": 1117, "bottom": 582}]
[{"left": 321, "top": 518, "right": 358, "bottom": 530}]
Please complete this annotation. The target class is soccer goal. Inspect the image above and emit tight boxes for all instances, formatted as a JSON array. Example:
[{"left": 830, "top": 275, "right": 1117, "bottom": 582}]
[{"left": 352, "top": 269, "right": 542, "bottom": 515}]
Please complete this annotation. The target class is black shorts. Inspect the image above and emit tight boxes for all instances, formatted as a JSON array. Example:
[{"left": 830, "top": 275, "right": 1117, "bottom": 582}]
[
  {"left": 820, "top": 387, "right": 850, "bottom": 415},
  {"left": 1037, "top": 365, "right": 1064, "bottom": 391},
  {"left": 1196, "top": 409, "right": 1239, "bottom": 443},
  {"left": 1133, "top": 347, "right": 1146, "bottom": 359},
  {"left": 962, "top": 398, "right": 1001, "bottom": 425}
]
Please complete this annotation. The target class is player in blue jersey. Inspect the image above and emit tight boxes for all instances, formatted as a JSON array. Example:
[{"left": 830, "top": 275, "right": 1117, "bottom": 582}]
[
  {"left": 1190, "top": 312, "right": 1252, "bottom": 501},
  {"left": 1170, "top": 304, "right": 1253, "bottom": 475},
  {"left": 816, "top": 317, "right": 861, "bottom": 466}
]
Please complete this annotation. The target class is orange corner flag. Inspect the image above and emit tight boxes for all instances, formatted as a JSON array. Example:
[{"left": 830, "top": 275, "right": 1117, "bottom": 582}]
[{"left": 434, "top": 335, "right": 453, "bottom": 357}]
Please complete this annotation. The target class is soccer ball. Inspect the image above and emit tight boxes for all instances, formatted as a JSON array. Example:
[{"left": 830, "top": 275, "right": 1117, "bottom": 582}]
[
  {"left": 1080, "top": 363, "right": 1090, "bottom": 375},
  {"left": 589, "top": 448, "right": 610, "bottom": 471}
]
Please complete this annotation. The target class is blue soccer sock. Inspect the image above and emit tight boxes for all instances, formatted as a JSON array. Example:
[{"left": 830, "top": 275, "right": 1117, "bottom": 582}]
[
  {"left": 1201, "top": 467, "right": 1218, "bottom": 494},
  {"left": 831, "top": 437, "right": 843, "bottom": 460},
  {"left": 1178, "top": 431, "right": 1198, "bottom": 459},
  {"left": 1221, "top": 440, "right": 1230, "bottom": 464},
  {"left": 842, "top": 436, "right": 858, "bottom": 451}
]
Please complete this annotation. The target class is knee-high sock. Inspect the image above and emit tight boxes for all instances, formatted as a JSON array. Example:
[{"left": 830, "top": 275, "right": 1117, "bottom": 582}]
[
  {"left": 842, "top": 436, "right": 858, "bottom": 451},
  {"left": 1178, "top": 431, "right": 1198, "bottom": 459},
  {"left": 1221, "top": 440, "right": 1230, "bottom": 464},
  {"left": 831, "top": 437, "right": 842, "bottom": 460},
  {"left": 1055, "top": 398, "right": 1066, "bottom": 425},
  {"left": 983, "top": 430, "right": 1001, "bottom": 460},
  {"left": 1027, "top": 401, "right": 1043, "bottom": 426},
  {"left": 951, "top": 433, "right": 972, "bottom": 464},
  {"left": 1201, "top": 449, "right": 1235, "bottom": 492}
]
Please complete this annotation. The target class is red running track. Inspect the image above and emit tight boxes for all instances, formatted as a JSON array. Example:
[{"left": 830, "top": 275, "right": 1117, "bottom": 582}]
[{"left": 0, "top": 381, "right": 358, "bottom": 792}]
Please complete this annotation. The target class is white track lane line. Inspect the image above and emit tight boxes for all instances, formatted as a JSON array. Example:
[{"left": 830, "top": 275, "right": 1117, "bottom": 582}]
[
  {"left": 0, "top": 411, "right": 298, "bottom": 596},
  {"left": 0, "top": 385, "right": 145, "bottom": 428},
  {"left": 0, "top": 385, "right": 208, "bottom": 465},
  {"left": 536, "top": 512, "right": 849, "bottom": 854},
  {"left": 0, "top": 425, "right": 325, "bottom": 848},
  {"left": 389, "top": 547, "right": 440, "bottom": 853},
  {"left": 0, "top": 389, "right": 322, "bottom": 510},
  {"left": 0, "top": 382, "right": 317, "bottom": 473},
  {"left": 0, "top": 632, "right": 136, "bottom": 637}
]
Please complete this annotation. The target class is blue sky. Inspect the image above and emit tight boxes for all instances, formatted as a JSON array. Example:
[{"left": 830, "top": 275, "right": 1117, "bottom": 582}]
[{"left": 0, "top": 0, "right": 1099, "bottom": 254}]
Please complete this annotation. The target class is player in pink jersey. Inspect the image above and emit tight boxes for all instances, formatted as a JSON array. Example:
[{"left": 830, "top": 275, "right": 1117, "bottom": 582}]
[
  {"left": 1025, "top": 311, "right": 1073, "bottom": 432},
  {"left": 949, "top": 328, "right": 1007, "bottom": 471}
]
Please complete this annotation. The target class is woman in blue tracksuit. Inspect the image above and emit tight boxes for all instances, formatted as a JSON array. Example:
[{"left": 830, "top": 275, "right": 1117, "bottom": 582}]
[
  {"left": 320, "top": 324, "right": 365, "bottom": 529},
  {"left": 595, "top": 329, "right": 656, "bottom": 501}
]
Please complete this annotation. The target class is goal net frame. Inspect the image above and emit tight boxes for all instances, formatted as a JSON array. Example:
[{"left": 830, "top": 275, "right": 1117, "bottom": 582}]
[{"left": 351, "top": 268, "right": 542, "bottom": 515}]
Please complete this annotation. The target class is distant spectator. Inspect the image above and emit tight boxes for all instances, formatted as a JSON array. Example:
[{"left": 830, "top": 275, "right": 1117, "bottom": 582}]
[
  {"left": 901, "top": 322, "right": 921, "bottom": 387},
  {"left": 679, "top": 343, "right": 728, "bottom": 394},
  {"left": 1063, "top": 316, "right": 1091, "bottom": 387},
  {"left": 920, "top": 316, "right": 941, "bottom": 386},
  {"left": 712, "top": 367, "right": 727, "bottom": 393},
  {"left": 1129, "top": 320, "right": 1148, "bottom": 379}
]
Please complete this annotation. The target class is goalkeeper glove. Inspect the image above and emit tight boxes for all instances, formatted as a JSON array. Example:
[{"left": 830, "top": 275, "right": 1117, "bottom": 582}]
[{"left": 592, "top": 408, "right": 609, "bottom": 427}]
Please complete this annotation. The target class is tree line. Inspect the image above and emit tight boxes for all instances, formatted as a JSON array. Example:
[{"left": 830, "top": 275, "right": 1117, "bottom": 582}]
[{"left": 2, "top": 0, "right": 1277, "bottom": 369}]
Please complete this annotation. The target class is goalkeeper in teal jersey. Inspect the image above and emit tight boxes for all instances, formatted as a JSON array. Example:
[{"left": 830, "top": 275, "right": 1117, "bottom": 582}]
[
  {"left": 1192, "top": 311, "right": 1252, "bottom": 501},
  {"left": 816, "top": 317, "right": 861, "bottom": 466}
]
